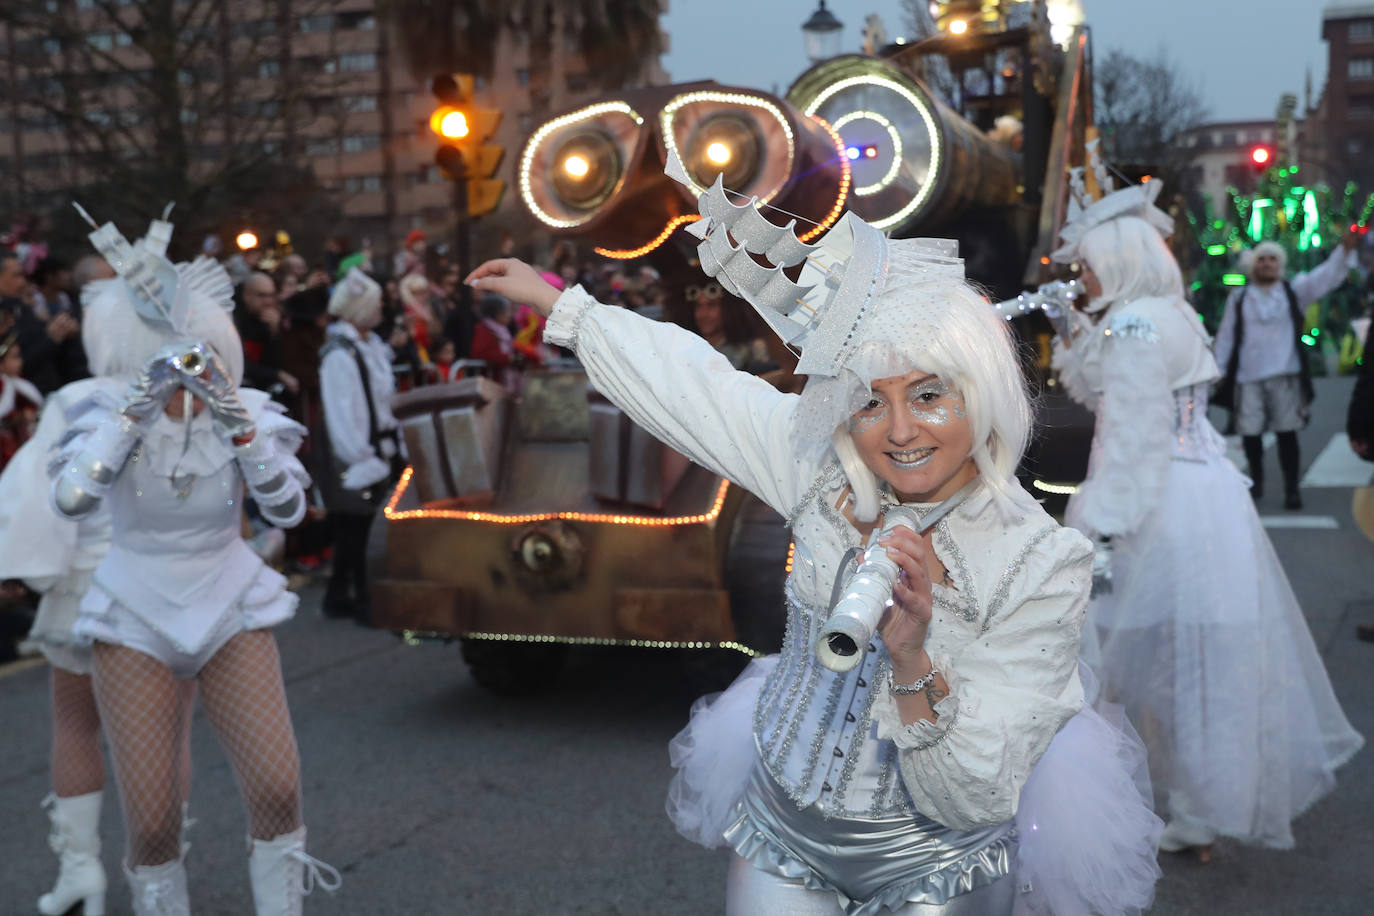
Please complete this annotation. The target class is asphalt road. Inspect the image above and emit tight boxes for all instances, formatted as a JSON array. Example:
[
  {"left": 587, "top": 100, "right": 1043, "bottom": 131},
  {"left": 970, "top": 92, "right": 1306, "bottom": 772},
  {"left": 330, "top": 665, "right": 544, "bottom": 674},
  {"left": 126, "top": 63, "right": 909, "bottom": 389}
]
[{"left": 1, "top": 376, "right": 1372, "bottom": 915}]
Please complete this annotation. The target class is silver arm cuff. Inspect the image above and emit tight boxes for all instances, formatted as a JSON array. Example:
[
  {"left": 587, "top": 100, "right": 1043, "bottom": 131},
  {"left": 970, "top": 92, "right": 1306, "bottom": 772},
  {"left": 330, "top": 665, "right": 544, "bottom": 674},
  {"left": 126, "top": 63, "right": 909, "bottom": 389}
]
[
  {"left": 235, "top": 435, "right": 306, "bottom": 520},
  {"left": 51, "top": 415, "right": 140, "bottom": 519}
]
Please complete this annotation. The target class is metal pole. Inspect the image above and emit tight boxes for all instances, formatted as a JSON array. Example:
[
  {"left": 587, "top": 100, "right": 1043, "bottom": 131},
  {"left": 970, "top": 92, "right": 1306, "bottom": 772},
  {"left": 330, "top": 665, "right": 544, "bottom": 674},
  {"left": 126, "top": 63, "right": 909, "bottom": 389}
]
[{"left": 454, "top": 161, "right": 472, "bottom": 312}]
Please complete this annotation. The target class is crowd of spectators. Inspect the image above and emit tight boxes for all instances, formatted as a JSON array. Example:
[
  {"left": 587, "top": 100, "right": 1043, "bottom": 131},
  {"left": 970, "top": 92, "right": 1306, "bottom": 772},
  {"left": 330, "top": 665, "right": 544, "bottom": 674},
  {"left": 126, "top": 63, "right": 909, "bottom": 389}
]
[{"left": 0, "top": 219, "right": 778, "bottom": 653}]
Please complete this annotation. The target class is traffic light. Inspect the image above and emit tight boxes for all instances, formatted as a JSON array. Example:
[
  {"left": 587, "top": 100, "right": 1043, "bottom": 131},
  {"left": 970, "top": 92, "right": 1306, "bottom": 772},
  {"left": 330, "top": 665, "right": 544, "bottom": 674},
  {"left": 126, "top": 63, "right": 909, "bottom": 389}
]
[
  {"left": 1249, "top": 145, "right": 1273, "bottom": 170},
  {"left": 430, "top": 73, "right": 505, "bottom": 217}
]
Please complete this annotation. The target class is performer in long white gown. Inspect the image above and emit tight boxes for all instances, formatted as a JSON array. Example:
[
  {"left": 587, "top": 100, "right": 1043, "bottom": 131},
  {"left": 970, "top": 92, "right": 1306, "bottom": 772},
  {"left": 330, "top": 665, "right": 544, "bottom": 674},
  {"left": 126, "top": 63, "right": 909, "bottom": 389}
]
[
  {"left": 467, "top": 159, "right": 1163, "bottom": 915},
  {"left": 0, "top": 218, "right": 198, "bottom": 916},
  {"left": 49, "top": 210, "right": 338, "bottom": 915},
  {"left": 1051, "top": 175, "right": 1364, "bottom": 854}
]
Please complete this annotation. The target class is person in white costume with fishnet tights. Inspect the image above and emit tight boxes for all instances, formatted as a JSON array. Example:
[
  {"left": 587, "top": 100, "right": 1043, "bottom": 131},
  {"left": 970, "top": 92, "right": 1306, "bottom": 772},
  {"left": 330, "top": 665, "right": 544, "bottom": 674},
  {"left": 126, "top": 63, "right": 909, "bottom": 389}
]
[
  {"left": 0, "top": 223, "right": 199, "bottom": 916},
  {"left": 48, "top": 210, "right": 338, "bottom": 916},
  {"left": 466, "top": 162, "right": 1163, "bottom": 915}
]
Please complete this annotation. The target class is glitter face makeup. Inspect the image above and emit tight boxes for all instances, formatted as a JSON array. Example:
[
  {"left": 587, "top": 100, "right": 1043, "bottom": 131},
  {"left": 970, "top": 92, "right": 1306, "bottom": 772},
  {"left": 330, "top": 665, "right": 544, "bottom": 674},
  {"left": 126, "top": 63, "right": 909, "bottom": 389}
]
[
  {"left": 846, "top": 370, "right": 978, "bottom": 503},
  {"left": 906, "top": 378, "right": 967, "bottom": 426}
]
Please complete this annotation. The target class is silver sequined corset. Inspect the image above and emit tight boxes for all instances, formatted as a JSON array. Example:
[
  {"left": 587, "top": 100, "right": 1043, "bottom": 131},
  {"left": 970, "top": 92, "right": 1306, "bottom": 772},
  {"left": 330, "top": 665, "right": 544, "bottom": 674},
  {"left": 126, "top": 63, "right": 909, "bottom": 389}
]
[
  {"left": 1171, "top": 383, "right": 1223, "bottom": 463},
  {"left": 758, "top": 463, "right": 915, "bottom": 820}
]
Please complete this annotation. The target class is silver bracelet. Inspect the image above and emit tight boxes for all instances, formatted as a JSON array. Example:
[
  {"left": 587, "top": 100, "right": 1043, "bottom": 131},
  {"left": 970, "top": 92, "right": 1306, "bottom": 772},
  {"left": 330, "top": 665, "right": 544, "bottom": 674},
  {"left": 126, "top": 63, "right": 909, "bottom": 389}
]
[{"left": 889, "top": 668, "right": 940, "bottom": 696}]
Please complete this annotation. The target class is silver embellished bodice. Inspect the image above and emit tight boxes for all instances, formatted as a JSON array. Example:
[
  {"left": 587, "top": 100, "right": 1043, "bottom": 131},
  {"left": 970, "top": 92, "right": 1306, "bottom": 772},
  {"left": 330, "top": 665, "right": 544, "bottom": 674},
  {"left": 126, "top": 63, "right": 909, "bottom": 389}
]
[
  {"left": 758, "top": 465, "right": 1056, "bottom": 820},
  {"left": 1170, "top": 383, "right": 1224, "bottom": 463}
]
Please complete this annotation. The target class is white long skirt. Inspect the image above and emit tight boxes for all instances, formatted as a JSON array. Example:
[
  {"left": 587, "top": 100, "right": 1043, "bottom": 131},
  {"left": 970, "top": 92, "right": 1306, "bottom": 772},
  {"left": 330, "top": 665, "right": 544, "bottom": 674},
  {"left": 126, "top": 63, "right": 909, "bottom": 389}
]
[{"left": 1078, "top": 449, "right": 1364, "bottom": 848}]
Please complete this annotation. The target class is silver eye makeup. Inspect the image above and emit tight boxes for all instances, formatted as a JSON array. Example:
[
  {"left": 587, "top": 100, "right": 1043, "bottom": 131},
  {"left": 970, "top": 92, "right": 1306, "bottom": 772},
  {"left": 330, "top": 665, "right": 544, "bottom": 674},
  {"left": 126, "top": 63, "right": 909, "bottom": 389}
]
[
  {"left": 848, "top": 398, "right": 888, "bottom": 433},
  {"left": 907, "top": 378, "right": 966, "bottom": 425}
]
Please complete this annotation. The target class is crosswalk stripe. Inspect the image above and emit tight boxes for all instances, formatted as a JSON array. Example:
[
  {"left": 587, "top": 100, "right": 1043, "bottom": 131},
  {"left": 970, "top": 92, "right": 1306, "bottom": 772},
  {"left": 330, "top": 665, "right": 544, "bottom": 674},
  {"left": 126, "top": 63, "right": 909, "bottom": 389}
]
[
  {"left": 1260, "top": 515, "right": 1341, "bottom": 529},
  {"left": 1301, "top": 433, "right": 1373, "bottom": 488}
]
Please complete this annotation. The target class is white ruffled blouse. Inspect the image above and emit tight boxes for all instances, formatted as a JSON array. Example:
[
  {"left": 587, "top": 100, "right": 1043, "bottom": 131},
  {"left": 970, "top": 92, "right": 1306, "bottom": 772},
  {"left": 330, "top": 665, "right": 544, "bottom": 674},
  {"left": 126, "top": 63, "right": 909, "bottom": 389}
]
[{"left": 546, "top": 286, "right": 1093, "bottom": 830}]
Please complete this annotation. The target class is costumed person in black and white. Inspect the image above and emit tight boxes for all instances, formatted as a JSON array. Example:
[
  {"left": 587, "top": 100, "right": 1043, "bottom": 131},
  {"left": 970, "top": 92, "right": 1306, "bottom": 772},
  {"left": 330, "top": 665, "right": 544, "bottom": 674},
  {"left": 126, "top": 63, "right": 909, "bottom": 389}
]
[
  {"left": 466, "top": 156, "right": 1163, "bottom": 915},
  {"left": 51, "top": 207, "right": 338, "bottom": 915},
  {"left": 319, "top": 267, "right": 401, "bottom": 621},
  {"left": 1213, "top": 234, "right": 1358, "bottom": 508},
  {"left": 0, "top": 214, "right": 200, "bottom": 916},
  {"left": 1050, "top": 167, "right": 1364, "bottom": 858}
]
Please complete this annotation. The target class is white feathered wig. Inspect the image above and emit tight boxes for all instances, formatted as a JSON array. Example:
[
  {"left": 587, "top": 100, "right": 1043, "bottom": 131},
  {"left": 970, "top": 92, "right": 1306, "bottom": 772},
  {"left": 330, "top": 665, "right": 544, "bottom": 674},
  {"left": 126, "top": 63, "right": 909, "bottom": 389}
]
[
  {"left": 1238, "top": 240, "right": 1287, "bottom": 278},
  {"left": 327, "top": 267, "right": 383, "bottom": 328},
  {"left": 1076, "top": 215, "right": 1185, "bottom": 306},
  {"left": 81, "top": 261, "right": 245, "bottom": 384}
]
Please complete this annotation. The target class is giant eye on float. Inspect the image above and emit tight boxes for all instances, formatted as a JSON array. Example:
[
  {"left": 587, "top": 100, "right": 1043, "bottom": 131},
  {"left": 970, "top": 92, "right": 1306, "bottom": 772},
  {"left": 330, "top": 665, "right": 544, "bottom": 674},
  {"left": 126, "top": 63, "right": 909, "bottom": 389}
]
[
  {"left": 517, "top": 82, "right": 851, "bottom": 261},
  {"left": 519, "top": 102, "right": 645, "bottom": 230},
  {"left": 787, "top": 55, "right": 1017, "bottom": 235}
]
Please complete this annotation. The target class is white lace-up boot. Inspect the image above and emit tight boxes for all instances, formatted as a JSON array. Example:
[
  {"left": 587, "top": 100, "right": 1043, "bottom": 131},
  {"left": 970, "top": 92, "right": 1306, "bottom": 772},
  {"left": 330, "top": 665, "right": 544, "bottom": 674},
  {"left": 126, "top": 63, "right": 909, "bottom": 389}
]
[
  {"left": 248, "top": 826, "right": 342, "bottom": 916},
  {"left": 124, "top": 858, "right": 189, "bottom": 916},
  {"left": 38, "top": 791, "right": 107, "bottom": 916}
]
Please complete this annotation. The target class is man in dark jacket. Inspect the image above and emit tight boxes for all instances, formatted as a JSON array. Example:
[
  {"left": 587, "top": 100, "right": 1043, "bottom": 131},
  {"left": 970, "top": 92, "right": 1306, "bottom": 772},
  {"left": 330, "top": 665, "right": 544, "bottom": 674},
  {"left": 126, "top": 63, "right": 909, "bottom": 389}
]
[{"left": 234, "top": 271, "right": 300, "bottom": 403}]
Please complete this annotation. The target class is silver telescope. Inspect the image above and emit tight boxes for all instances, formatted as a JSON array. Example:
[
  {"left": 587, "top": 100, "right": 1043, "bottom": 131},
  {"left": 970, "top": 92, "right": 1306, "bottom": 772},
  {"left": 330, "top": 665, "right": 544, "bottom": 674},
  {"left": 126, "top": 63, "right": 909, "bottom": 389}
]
[
  {"left": 990, "top": 278, "right": 1085, "bottom": 341},
  {"left": 173, "top": 346, "right": 207, "bottom": 377},
  {"left": 816, "top": 506, "right": 921, "bottom": 673},
  {"left": 815, "top": 480, "right": 980, "bottom": 673}
]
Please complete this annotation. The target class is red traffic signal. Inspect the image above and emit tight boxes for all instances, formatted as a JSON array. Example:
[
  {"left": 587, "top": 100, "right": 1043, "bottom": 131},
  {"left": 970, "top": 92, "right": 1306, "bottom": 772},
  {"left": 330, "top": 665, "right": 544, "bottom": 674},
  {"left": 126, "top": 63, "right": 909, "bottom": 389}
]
[{"left": 1250, "top": 145, "right": 1273, "bottom": 167}]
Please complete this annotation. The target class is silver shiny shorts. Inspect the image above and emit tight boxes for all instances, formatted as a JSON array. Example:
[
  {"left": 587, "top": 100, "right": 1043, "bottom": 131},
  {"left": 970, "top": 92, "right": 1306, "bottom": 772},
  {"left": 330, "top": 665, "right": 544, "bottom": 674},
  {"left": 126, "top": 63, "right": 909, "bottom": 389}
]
[{"left": 725, "top": 765, "right": 1016, "bottom": 915}]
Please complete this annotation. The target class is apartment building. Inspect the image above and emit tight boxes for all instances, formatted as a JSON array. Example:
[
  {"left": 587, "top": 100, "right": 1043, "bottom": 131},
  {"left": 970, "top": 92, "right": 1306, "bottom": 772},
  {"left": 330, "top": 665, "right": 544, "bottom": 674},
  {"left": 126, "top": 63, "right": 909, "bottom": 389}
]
[
  {"left": 1304, "top": 4, "right": 1374, "bottom": 189},
  {"left": 0, "top": 1, "right": 669, "bottom": 253}
]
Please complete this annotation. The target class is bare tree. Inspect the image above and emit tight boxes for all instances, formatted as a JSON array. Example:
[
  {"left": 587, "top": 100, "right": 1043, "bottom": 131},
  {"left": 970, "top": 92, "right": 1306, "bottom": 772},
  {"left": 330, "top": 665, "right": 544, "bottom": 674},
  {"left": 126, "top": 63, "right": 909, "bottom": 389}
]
[
  {"left": 378, "top": 0, "right": 664, "bottom": 91},
  {"left": 1094, "top": 48, "right": 1208, "bottom": 175},
  {"left": 0, "top": 0, "right": 343, "bottom": 257}
]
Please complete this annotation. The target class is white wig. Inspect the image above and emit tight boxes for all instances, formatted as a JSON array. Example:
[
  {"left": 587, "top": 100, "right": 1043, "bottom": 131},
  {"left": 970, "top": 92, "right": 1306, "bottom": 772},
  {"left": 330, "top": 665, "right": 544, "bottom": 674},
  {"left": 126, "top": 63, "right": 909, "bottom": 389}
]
[
  {"left": 827, "top": 280, "right": 1034, "bottom": 522},
  {"left": 328, "top": 267, "right": 383, "bottom": 328},
  {"left": 1238, "top": 240, "right": 1287, "bottom": 278},
  {"left": 1076, "top": 215, "right": 1184, "bottom": 308},
  {"left": 82, "top": 277, "right": 244, "bottom": 384}
]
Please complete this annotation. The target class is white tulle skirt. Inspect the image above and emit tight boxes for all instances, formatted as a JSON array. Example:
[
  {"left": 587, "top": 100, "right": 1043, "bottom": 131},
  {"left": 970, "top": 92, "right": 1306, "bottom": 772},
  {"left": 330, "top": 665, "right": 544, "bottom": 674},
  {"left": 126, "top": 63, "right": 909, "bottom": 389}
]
[
  {"left": 667, "top": 658, "right": 1163, "bottom": 916},
  {"left": 1078, "top": 451, "right": 1364, "bottom": 849}
]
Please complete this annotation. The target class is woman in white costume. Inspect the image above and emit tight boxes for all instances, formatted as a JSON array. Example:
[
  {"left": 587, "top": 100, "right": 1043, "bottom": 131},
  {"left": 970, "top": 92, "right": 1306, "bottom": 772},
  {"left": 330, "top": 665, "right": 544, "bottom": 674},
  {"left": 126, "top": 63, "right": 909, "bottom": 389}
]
[
  {"left": 468, "top": 160, "right": 1162, "bottom": 915},
  {"left": 1051, "top": 177, "right": 1364, "bottom": 856},
  {"left": 50, "top": 211, "right": 338, "bottom": 915},
  {"left": 0, "top": 217, "right": 197, "bottom": 916}
]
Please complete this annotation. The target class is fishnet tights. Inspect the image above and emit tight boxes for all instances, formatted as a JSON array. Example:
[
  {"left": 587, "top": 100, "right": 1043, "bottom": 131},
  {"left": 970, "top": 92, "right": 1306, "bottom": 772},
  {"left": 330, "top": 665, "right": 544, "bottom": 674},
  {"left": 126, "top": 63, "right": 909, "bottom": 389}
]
[
  {"left": 93, "top": 631, "right": 302, "bottom": 867},
  {"left": 50, "top": 668, "right": 105, "bottom": 798}
]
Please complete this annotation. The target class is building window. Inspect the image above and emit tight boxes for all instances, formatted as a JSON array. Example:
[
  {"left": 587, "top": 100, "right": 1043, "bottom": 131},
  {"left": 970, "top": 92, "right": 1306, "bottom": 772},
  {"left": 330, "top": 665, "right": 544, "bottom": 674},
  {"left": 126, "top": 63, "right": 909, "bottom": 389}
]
[
  {"left": 1350, "top": 105, "right": 1374, "bottom": 119},
  {"left": 518, "top": 113, "right": 533, "bottom": 133},
  {"left": 516, "top": 68, "right": 530, "bottom": 88},
  {"left": 258, "top": 59, "right": 281, "bottom": 79},
  {"left": 342, "top": 94, "right": 378, "bottom": 112},
  {"left": 299, "top": 15, "right": 333, "bottom": 33},
  {"left": 1350, "top": 58, "right": 1374, "bottom": 79},
  {"left": 41, "top": 38, "right": 61, "bottom": 54},
  {"left": 306, "top": 137, "right": 340, "bottom": 156},
  {"left": 342, "top": 134, "right": 380, "bottom": 152},
  {"left": 1220, "top": 131, "right": 1236, "bottom": 147},
  {"left": 1351, "top": 21, "right": 1374, "bottom": 41},
  {"left": 1350, "top": 137, "right": 1364, "bottom": 155},
  {"left": 87, "top": 33, "right": 113, "bottom": 51},
  {"left": 339, "top": 53, "right": 376, "bottom": 72},
  {"left": 344, "top": 175, "right": 384, "bottom": 192},
  {"left": 338, "top": 12, "right": 376, "bottom": 30}
]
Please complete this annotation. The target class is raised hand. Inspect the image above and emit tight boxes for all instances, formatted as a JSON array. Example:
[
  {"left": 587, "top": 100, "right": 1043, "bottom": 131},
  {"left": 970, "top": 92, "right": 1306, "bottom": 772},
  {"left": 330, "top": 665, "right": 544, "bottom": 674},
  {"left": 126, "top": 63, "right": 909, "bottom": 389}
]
[
  {"left": 876, "top": 525, "right": 935, "bottom": 664},
  {"left": 178, "top": 343, "right": 255, "bottom": 443},
  {"left": 466, "top": 258, "right": 562, "bottom": 316},
  {"left": 120, "top": 345, "right": 186, "bottom": 424}
]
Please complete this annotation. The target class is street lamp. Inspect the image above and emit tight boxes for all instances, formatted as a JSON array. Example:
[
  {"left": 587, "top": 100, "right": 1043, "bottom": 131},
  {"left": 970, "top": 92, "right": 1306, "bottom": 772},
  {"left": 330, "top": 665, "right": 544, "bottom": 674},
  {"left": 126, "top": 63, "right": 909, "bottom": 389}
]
[{"left": 802, "top": 0, "right": 844, "bottom": 63}]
